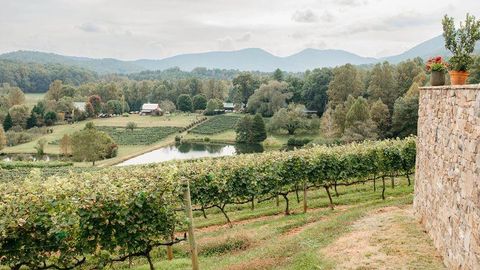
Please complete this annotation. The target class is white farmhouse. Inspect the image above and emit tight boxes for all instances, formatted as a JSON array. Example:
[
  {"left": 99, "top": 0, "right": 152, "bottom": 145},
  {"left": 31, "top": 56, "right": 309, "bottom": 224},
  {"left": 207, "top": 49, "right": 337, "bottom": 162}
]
[{"left": 140, "top": 103, "right": 162, "bottom": 115}]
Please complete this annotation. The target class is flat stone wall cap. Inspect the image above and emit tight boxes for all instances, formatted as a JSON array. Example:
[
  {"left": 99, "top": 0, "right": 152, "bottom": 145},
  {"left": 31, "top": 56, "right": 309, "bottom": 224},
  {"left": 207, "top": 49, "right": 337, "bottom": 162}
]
[{"left": 420, "top": 84, "right": 480, "bottom": 90}]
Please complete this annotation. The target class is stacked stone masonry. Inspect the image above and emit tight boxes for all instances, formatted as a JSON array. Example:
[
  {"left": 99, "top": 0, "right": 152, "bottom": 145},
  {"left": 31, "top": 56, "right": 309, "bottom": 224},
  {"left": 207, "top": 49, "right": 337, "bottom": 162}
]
[{"left": 415, "top": 85, "right": 480, "bottom": 269}]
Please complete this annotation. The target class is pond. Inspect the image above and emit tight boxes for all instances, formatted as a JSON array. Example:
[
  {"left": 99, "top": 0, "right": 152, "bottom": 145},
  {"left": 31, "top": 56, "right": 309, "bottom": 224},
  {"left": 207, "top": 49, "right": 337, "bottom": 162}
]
[{"left": 117, "top": 142, "right": 264, "bottom": 166}]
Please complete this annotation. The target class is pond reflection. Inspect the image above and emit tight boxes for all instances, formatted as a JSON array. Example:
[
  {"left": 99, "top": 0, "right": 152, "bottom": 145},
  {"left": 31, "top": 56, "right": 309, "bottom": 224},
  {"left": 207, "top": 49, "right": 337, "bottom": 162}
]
[{"left": 117, "top": 142, "right": 264, "bottom": 166}]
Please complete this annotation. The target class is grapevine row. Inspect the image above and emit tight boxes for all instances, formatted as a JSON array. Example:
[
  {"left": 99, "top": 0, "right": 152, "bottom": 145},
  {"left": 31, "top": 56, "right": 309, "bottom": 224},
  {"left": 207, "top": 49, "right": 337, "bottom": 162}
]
[{"left": 0, "top": 137, "right": 416, "bottom": 269}]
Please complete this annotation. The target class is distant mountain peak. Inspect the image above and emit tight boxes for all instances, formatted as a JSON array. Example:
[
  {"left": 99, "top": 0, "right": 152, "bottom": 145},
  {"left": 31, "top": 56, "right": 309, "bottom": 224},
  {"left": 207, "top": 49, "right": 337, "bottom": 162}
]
[{"left": 2, "top": 35, "right": 475, "bottom": 74}]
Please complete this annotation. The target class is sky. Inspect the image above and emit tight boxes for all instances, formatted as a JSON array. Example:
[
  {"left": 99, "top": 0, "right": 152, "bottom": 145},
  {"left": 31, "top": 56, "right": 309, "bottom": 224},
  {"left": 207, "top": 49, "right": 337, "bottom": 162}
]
[{"left": 1, "top": 0, "right": 479, "bottom": 60}]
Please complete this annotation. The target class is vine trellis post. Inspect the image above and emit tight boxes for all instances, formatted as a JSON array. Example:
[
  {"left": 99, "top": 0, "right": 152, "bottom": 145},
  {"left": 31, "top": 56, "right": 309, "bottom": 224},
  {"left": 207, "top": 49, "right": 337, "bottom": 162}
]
[{"left": 183, "top": 178, "right": 200, "bottom": 270}]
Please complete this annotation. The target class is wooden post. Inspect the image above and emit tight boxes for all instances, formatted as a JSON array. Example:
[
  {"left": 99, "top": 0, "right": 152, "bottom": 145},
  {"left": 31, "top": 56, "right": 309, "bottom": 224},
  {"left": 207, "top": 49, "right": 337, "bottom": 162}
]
[
  {"left": 303, "top": 182, "right": 308, "bottom": 213},
  {"left": 167, "top": 233, "right": 174, "bottom": 260},
  {"left": 183, "top": 179, "right": 200, "bottom": 270}
]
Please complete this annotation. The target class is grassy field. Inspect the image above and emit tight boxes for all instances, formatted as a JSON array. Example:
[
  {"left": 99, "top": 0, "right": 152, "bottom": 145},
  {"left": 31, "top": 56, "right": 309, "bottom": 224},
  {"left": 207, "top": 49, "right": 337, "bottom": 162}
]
[
  {"left": 24, "top": 93, "right": 45, "bottom": 107},
  {"left": 109, "top": 177, "right": 444, "bottom": 270},
  {"left": 2, "top": 114, "right": 200, "bottom": 166}
]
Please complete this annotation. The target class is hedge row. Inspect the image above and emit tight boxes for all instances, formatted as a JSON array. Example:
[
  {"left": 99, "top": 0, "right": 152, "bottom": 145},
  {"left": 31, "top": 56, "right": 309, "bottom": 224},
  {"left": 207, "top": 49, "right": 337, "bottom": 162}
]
[
  {"left": 0, "top": 137, "right": 416, "bottom": 270},
  {"left": 0, "top": 161, "right": 73, "bottom": 170}
]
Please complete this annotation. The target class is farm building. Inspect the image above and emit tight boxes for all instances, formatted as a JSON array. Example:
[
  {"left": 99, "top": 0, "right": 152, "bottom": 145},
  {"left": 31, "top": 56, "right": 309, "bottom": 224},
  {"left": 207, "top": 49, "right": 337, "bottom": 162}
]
[
  {"left": 223, "top": 102, "right": 245, "bottom": 112},
  {"left": 140, "top": 103, "right": 162, "bottom": 115},
  {"left": 73, "top": 102, "right": 86, "bottom": 112},
  {"left": 223, "top": 103, "right": 234, "bottom": 111}
]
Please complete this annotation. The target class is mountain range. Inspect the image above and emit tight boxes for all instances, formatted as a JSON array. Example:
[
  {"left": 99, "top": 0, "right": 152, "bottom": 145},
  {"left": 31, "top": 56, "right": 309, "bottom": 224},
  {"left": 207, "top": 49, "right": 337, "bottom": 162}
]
[{"left": 1, "top": 35, "right": 479, "bottom": 74}]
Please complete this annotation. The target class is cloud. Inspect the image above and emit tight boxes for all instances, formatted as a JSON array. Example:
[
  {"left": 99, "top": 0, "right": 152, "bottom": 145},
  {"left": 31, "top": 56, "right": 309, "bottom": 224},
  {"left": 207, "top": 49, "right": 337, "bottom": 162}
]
[
  {"left": 320, "top": 11, "right": 335, "bottom": 23},
  {"left": 76, "top": 22, "right": 103, "bottom": 33},
  {"left": 290, "top": 31, "right": 307, "bottom": 39},
  {"left": 332, "top": 12, "right": 436, "bottom": 37},
  {"left": 236, "top": 32, "right": 251, "bottom": 42},
  {"left": 384, "top": 12, "right": 435, "bottom": 28},
  {"left": 217, "top": 36, "right": 235, "bottom": 50},
  {"left": 336, "top": 0, "right": 368, "bottom": 7},
  {"left": 292, "top": 9, "right": 317, "bottom": 23},
  {"left": 305, "top": 39, "right": 327, "bottom": 49}
]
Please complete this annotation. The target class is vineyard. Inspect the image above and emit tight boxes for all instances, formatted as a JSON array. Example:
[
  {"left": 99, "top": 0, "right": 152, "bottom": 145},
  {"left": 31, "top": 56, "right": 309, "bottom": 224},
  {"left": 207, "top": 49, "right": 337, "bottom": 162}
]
[
  {"left": 96, "top": 126, "right": 182, "bottom": 145},
  {"left": 0, "top": 137, "right": 417, "bottom": 270},
  {"left": 190, "top": 115, "right": 241, "bottom": 135}
]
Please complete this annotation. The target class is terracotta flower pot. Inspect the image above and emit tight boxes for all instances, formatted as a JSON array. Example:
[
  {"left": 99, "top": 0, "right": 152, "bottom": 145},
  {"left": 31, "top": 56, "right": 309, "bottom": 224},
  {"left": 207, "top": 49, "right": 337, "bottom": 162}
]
[
  {"left": 449, "top": 71, "right": 469, "bottom": 85},
  {"left": 430, "top": 71, "right": 445, "bottom": 86}
]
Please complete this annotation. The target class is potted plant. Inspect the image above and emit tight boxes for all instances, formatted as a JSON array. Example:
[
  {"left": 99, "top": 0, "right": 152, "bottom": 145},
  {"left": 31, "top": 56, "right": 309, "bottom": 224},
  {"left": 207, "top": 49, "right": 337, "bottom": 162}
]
[
  {"left": 426, "top": 56, "right": 448, "bottom": 86},
  {"left": 442, "top": 13, "right": 480, "bottom": 85}
]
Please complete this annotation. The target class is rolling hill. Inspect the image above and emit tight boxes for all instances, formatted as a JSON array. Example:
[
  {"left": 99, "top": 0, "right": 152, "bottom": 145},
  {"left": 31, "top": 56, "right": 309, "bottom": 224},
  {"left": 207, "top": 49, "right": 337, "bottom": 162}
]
[{"left": 1, "top": 35, "right": 478, "bottom": 74}]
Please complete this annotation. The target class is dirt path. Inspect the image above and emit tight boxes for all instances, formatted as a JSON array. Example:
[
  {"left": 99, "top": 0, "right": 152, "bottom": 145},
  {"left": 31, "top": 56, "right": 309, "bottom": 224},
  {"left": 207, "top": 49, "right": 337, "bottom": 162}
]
[{"left": 321, "top": 205, "right": 445, "bottom": 270}]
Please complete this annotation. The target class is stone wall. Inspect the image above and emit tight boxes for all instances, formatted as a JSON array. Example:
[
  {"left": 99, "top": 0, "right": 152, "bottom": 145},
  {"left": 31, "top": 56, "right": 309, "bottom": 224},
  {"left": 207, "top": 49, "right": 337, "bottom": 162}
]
[{"left": 414, "top": 85, "right": 480, "bottom": 269}]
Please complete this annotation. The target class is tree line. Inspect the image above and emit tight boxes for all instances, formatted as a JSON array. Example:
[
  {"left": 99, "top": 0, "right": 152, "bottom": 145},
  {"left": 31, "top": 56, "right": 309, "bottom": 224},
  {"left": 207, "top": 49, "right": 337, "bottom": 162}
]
[{"left": 4, "top": 56, "right": 480, "bottom": 143}]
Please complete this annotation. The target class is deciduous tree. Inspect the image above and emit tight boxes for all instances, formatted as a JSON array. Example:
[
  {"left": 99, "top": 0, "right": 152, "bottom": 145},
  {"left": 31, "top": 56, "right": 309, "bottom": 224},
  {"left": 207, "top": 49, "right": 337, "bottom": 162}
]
[
  {"left": 176, "top": 94, "right": 193, "bottom": 112},
  {"left": 87, "top": 95, "right": 102, "bottom": 115},
  {"left": 8, "top": 104, "right": 30, "bottom": 129},
  {"left": 269, "top": 103, "right": 312, "bottom": 135},
  {"left": 370, "top": 99, "right": 391, "bottom": 138},
  {"left": 246, "top": 81, "right": 291, "bottom": 117},
  {"left": 192, "top": 94, "right": 207, "bottom": 110},
  {"left": 367, "top": 62, "right": 398, "bottom": 110},
  {"left": 59, "top": 134, "right": 71, "bottom": 156},
  {"left": 0, "top": 127, "right": 6, "bottom": 151},
  {"left": 159, "top": 100, "right": 176, "bottom": 113},
  {"left": 232, "top": 72, "right": 260, "bottom": 104},
  {"left": 327, "top": 64, "right": 363, "bottom": 108},
  {"left": 71, "top": 123, "right": 117, "bottom": 166},
  {"left": 301, "top": 68, "right": 332, "bottom": 117}
]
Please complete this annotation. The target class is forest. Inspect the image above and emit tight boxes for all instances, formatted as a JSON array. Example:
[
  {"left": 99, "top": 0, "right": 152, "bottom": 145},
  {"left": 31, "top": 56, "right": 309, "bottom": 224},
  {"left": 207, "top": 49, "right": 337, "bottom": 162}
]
[{"left": 1, "top": 55, "right": 480, "bottom": 145}]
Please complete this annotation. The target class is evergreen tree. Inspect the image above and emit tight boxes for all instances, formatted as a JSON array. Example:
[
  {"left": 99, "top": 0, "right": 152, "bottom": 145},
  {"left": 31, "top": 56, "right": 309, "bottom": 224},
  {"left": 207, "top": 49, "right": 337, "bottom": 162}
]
[
  {"left": 2, "top": 113, "right": 13, "bottom": 131},
  {"left": 235, "top": 115, "right": 254, "bottom": 143},
  {"left": 26, "top": 112, "right": 37, "bottom": 129},
  {"left": 32, "top": 102, "right": 46, "bottom": 117},
  {"left": 44, "top": 111, "right": 57, "bottom": 126},
  {"left": 252, "top": 113, "right": 267, "bottom": 142},
  {"left": 273, "top": 68, "right": 284, "bottom": 81}
]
